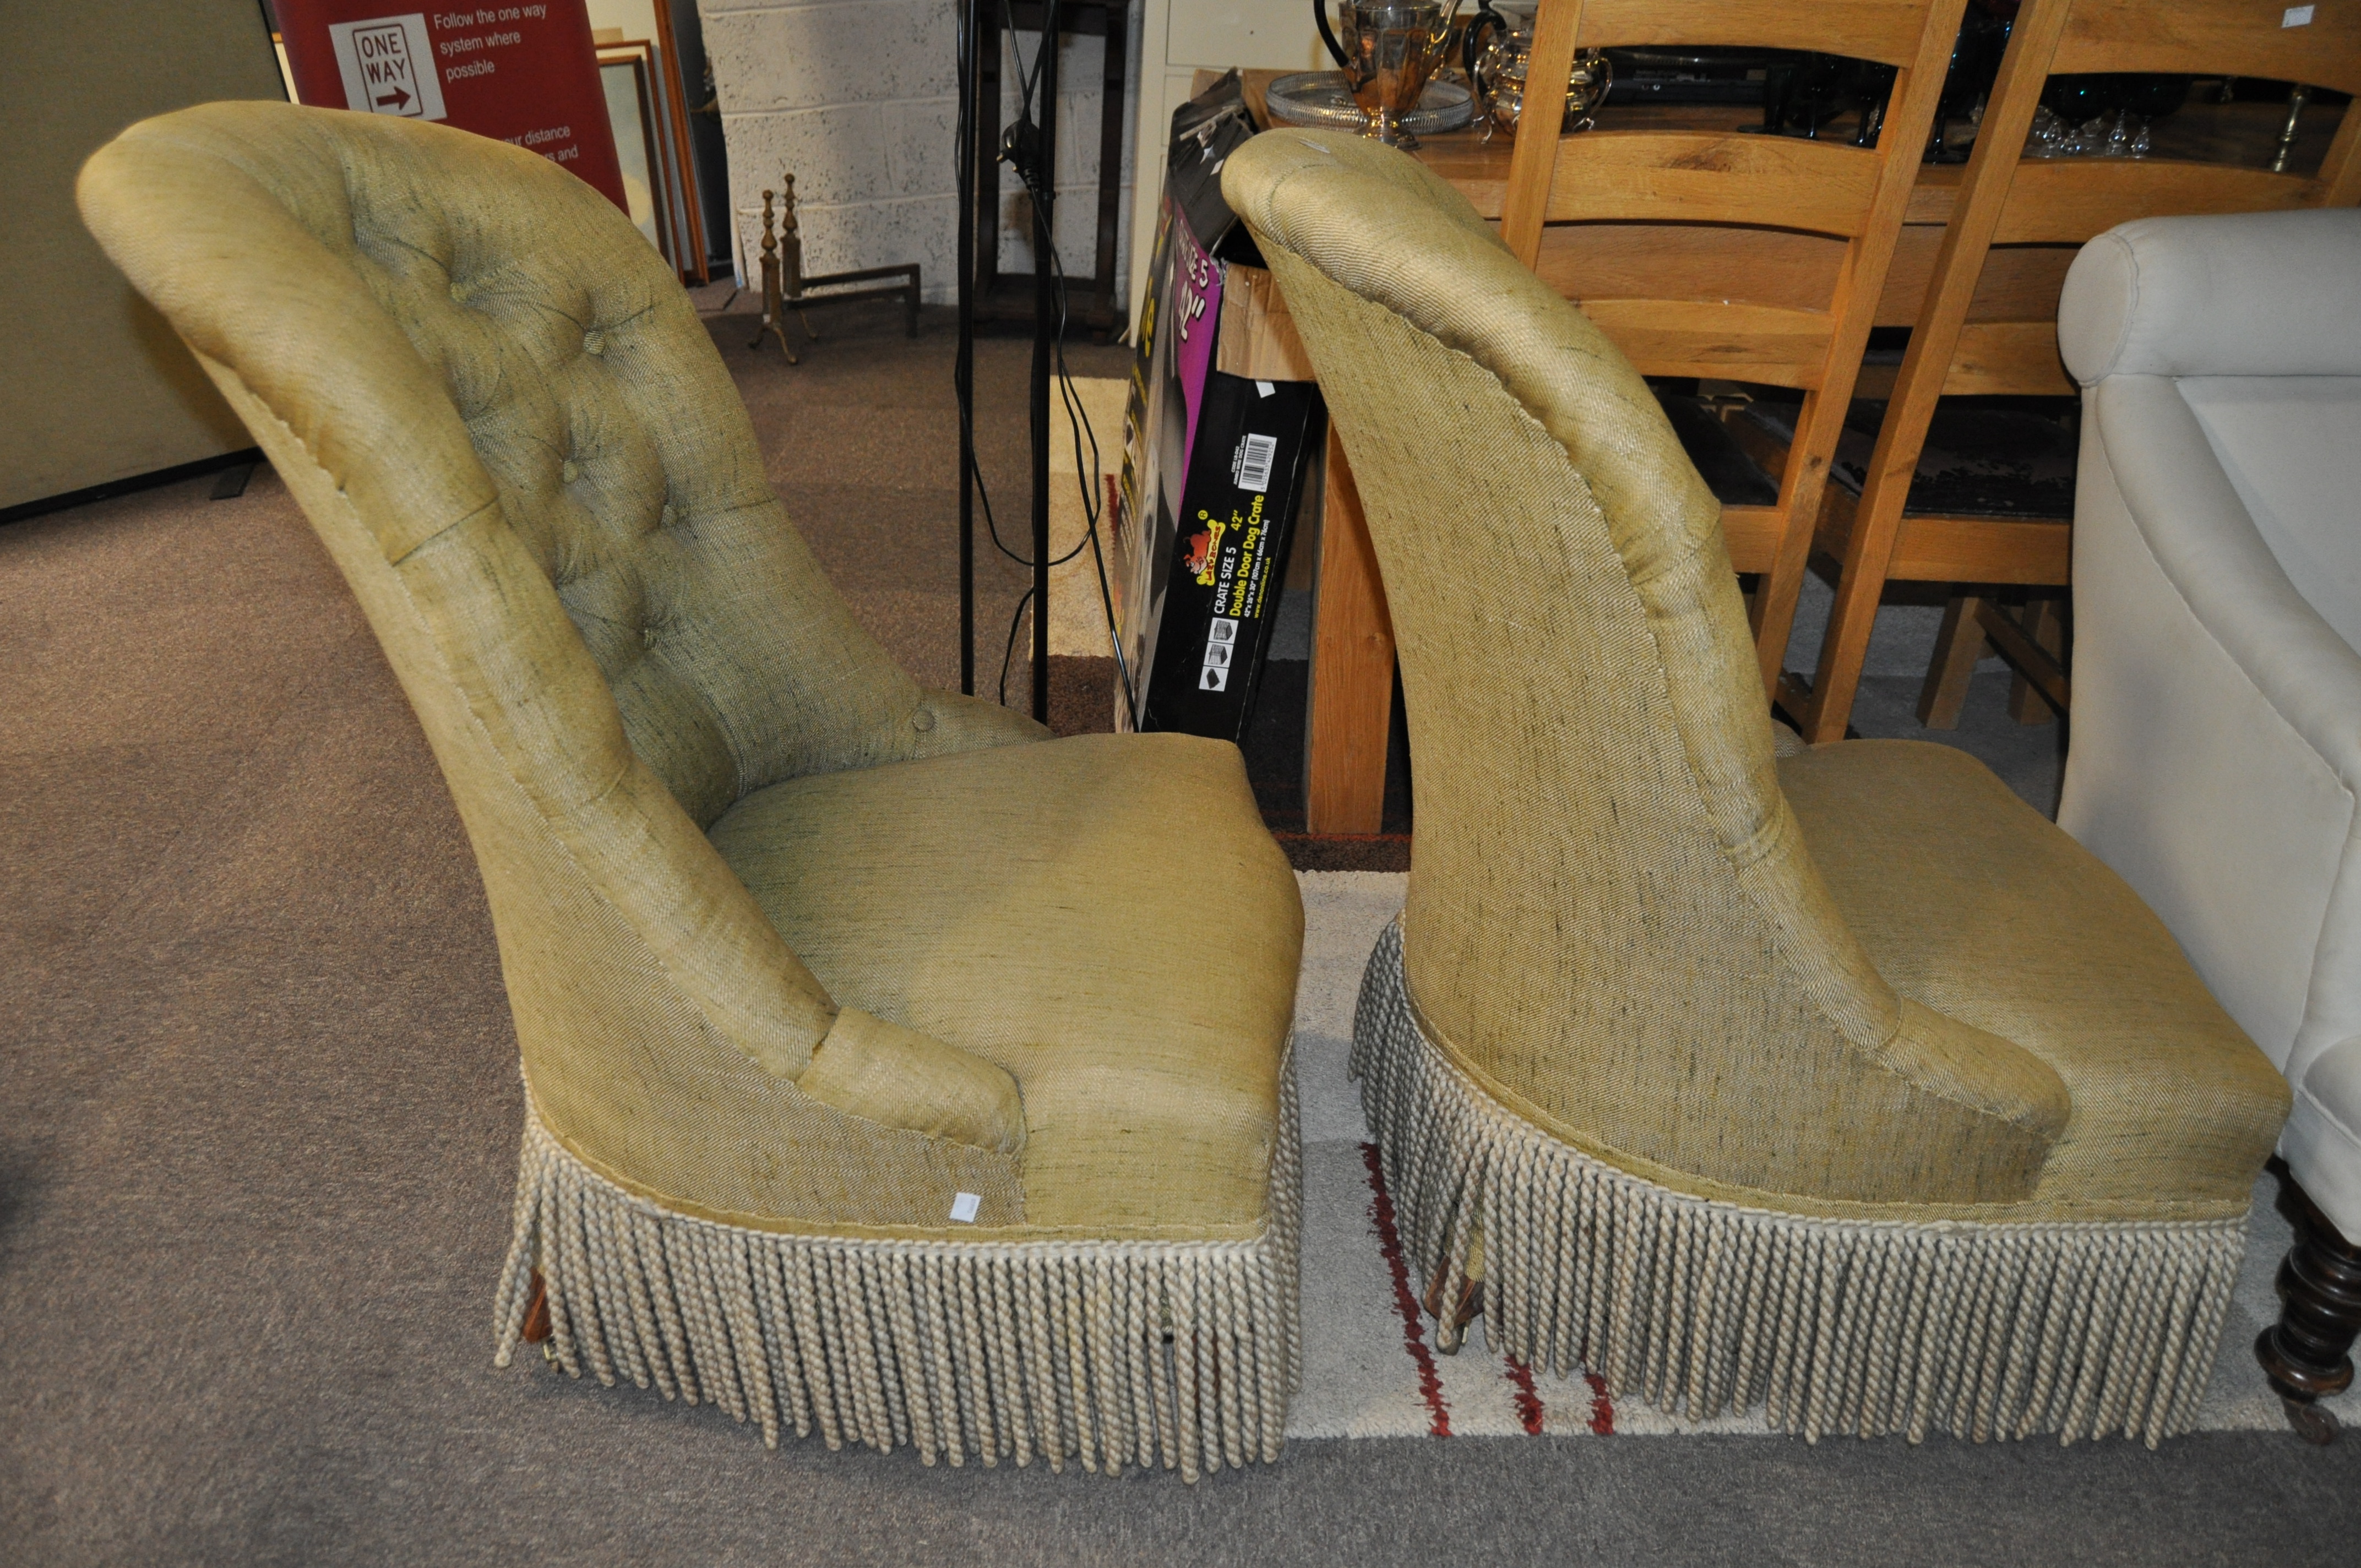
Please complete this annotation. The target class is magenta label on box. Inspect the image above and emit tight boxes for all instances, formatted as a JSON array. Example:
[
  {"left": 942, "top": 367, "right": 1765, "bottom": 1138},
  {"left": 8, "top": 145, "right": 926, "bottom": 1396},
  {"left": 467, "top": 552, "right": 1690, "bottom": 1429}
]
[{"left": 1169, "top": 203, "right": 1223, "bottom": 488}]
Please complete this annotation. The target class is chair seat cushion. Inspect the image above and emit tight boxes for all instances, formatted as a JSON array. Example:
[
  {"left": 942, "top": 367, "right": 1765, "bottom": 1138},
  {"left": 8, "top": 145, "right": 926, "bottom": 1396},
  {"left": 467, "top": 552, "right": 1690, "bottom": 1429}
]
[
  {"left": 1781, "top": 740, "right": 2289, "bottom": 1219},
  {"left": 710, "top": 731, "right": 1303, "bottom": 1239}
]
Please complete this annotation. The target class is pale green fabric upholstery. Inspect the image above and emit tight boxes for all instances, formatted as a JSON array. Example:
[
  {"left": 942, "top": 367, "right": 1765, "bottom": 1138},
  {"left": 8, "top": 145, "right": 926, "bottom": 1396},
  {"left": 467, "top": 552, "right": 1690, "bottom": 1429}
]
[
  {"left": 1227, "top": 129, "right": 2286, "bottom": 1445},
  {"left": 1783, "top": 742, "right": 2287, "bottom": 1218},
  {"left": 715, "top": 731, "right": 1302, "bottom": 1237},
  {"left": 79, "top": 101, "right": 1302, "bottom": 1474}
]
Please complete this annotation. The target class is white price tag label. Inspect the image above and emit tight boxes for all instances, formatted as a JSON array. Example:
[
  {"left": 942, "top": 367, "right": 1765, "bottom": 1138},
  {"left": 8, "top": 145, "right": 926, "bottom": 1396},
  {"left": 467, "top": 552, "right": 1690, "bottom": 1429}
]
[
  {"left": 949, "top": 1191, "right": 981, "bottom": 1223},
  {"left": 2284, "top": 6, "right": 2315, "bottom": 26}
]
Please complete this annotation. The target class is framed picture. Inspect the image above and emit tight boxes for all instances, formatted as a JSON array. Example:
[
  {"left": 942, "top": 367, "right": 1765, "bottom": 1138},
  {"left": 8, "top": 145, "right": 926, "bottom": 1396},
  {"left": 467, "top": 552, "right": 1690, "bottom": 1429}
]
[
  {"left": 599, "top": 50, "right": 671, "bottom": 265},
  {"left": 597, "top": 31, "right": 709, "bottom": 283}
]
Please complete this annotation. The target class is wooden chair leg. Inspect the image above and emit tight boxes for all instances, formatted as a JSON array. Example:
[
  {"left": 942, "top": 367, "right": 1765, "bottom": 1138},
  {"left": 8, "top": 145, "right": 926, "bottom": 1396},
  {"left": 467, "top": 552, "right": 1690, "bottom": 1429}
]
[
  {"left": 1798, "top": 545, "right": 1887, "bottom": 743},
  {"left": 1752, "top": 547, "right": 1811, "bottom": 702},
  {"left": 2255, "top": 1163, "right": 2361, "bottom": 1445},
  {"left": 1305, "top": 432, "right": 1395, "bottom": 835},
  {"left": 2007, "top": 596, "right": 2066, "bottom": 723},
  {"left": 1799, "top": 452, "right": 1920, "bottom": 744},
  {"left": 1917, "top": 594, "right": 1988, "bottom": 729},
  {"left": 1753, "top": 392, "right": 1842, "bottom": 707},
  {"left": 1421, "top": 1258, "right": 1484, "bottom": 1352},
  {"left": 521, "top": 1268, "right": 553, "bottom": 1344}
]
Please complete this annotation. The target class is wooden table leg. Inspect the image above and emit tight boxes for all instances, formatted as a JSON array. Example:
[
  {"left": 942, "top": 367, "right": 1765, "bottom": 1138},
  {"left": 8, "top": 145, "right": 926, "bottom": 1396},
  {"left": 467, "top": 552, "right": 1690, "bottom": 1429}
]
[
  {"left": 2003, "top": 596, "right": 2068, "bottom": 723},
  {"left": 1917, "top": 594, "right": 1989, "bottom": 729},
  {"left": 1305, "top": 431, "right": 1395, "bottom": 836}
]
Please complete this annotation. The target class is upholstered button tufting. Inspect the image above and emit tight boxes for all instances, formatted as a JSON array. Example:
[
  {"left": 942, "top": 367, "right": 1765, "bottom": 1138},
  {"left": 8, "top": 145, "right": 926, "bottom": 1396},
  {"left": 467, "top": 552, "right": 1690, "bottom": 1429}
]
[
  {"left": 449, "top": 281, "right": 469, "bottom": 303},
  {"left": 583, "top": 328, "right": 606, "bottom": 356},
  {"left": 911, "top": 705, "right": 937, "bottom": 733},
  {"left": 561, "top": 459, "right": 580, "bottom": 483}
]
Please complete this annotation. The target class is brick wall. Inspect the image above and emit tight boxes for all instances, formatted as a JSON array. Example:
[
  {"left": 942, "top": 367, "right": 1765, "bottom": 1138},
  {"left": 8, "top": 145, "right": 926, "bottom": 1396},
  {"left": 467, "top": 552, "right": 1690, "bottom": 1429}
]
[{"left": 698, "top": 0, "right": 1136, "bottom": 306}]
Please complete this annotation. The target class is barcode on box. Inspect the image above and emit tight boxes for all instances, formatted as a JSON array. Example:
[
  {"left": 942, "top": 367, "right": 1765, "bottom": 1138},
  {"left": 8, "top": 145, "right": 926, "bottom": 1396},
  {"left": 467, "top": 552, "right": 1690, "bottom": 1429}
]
[{"left": 1233, "top": 433, "right": 1278, "bottom": 493}]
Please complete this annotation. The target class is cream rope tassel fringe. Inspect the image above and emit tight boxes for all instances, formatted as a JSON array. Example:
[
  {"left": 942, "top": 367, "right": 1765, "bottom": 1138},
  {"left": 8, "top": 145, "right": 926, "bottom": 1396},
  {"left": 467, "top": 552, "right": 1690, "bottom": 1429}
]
[
  {"left": 1350, "top": 921, "right": 2246, "bottom": 1448},
  {"left": 492, "top": 1062, "right": 1302, "bottom": 1480}
]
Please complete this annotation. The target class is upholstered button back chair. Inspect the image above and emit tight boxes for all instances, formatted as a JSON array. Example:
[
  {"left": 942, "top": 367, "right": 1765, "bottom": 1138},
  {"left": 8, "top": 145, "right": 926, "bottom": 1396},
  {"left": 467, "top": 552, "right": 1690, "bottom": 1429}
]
[
  {"left": 1226, "top": 129, "right": 2289, "bottom": 1446},
  {"left": 78, "top": 102, "right": 1302, "bottom": 1479},
  {"left": 2054, "top": 209, "right": 2361, "bottom": 1442}
]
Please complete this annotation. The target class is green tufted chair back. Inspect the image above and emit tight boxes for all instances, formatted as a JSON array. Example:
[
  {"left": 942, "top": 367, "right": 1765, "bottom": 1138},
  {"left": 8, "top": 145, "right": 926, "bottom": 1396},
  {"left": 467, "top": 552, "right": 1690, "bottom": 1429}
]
[
  {"left": 79, "top": 102, "right": 1045, "bottom": 1227},
  {"left": 98, "top": 102, "right": 980, "bottom": 823}
]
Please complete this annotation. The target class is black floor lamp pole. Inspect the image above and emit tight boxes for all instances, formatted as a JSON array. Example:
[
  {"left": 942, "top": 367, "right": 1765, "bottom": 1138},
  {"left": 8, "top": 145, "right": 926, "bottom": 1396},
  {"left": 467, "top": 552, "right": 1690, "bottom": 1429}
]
[
  {"left": 1028, "top": 4, "right": 1060, "bottom": 724},
  {"left": 956, "top": 0, "right": 983, "bottom": 696},
  {"left": 958, "top": 0, "right": 1065, "bottom": 720}
]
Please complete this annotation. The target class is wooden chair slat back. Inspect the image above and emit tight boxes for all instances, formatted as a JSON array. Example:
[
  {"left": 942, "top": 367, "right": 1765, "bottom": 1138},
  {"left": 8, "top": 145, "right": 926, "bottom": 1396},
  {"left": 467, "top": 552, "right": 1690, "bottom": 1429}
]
[
  {"left": 1874, "top": 232, "right": 2079, "bottom": 326},
  {"left": 1577, "top": 300, "right": 1836, "bottom": 386},
  {"left": 1574, "top": 0, "right": 1937, "bottom": 66},
  {"left": 1945, "top": 322, "right": 2079, "bottom": 394},
  {"left": 1996, "top": 160, "right": 2321, "bottom": 244},
  {"left": 1501, "top": 0, "right": 1972, "bottom": 691},
  {"left": 1538, "top": 224, "right": 1848, "bottom": 313},
  {"left": 1787, "top": 0, "right": 2361, "bottom": 743},
  {"left": 1503, "top": 0, "right": 1964, "bottom": 263},
  {"left": 1538, "top": 132, "right": 1882, "bottom": 233},
  {"left": 1902, "top": 0, "right": 2361, "bottom": 396},
  {"left": 2050, "top": 0, "right": 2361, "bottom": 97}
]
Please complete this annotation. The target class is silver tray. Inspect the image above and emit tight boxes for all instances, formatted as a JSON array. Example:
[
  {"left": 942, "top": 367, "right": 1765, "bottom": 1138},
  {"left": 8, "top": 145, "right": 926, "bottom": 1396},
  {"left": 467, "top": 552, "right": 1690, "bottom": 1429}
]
[{"left": 1264, "top": 72, "right": 1477, "bottom": 136}]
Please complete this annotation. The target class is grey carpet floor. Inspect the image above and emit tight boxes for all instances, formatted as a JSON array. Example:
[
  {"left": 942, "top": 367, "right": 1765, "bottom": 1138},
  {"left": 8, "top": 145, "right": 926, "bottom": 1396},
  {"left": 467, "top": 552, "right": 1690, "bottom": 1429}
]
[{"left": 4, "top": 303, "right": 2357, "bottom": 1566}]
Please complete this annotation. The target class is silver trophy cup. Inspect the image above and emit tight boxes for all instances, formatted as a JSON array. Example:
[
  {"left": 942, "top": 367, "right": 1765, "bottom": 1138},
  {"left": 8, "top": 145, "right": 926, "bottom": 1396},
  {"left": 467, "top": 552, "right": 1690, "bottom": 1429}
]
[{"left": 1336, "top": 2, "right": 1454, "bottom": 149}]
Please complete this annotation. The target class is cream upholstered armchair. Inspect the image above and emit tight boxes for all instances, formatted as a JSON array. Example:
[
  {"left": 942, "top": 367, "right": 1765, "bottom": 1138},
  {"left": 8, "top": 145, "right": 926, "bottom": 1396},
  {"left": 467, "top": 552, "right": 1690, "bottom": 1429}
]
[
  {"left": 1225, "top": 129, "right": 2288, "bottom": 1446},
  {"left": 79, "top": 102, "right": 1302, "bottom": 1478},
  {"left": 2054, "top": 209, "right": 2361, "bottom": 1443}
]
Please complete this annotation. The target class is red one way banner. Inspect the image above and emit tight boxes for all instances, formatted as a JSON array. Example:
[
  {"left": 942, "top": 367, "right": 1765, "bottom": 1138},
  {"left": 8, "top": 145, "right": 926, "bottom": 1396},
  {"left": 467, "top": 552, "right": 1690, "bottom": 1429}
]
[{"left": 275, "top": 2, "right": 627, "bottom": 213}]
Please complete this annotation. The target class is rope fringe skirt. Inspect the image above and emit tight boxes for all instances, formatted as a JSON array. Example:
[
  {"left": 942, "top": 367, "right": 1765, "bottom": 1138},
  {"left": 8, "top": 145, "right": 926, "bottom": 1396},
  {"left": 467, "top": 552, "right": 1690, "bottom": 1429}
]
[
  {"left": 492, "top": 1064, "right": 1302, "bottom": 1480},
  {"left": 1351, "top": 920, "right": 2248, "bottom": 1448}
]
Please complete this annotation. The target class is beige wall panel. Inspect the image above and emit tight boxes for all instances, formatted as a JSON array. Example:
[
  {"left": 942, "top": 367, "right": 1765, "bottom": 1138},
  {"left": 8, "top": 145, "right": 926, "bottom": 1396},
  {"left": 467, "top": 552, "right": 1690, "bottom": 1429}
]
[{"left": 2, "top": 0, "right": 285, "bottom": 511}]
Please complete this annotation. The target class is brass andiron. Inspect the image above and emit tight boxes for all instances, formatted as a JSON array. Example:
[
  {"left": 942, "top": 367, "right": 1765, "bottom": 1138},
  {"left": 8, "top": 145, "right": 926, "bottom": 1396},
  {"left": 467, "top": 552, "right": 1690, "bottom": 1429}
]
[
  {"left": 749, "top": 185, "right": 808, "bottom": 364},
  {"left": 748, "top": 173, "right": 923, "bottom": 364}
]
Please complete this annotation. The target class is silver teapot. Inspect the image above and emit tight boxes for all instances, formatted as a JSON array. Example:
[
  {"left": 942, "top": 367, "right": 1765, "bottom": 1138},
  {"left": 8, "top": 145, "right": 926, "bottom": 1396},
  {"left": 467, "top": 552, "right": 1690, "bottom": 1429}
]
[{"left": 1463, "top": 2, "right": 1610, "bottom": 135}]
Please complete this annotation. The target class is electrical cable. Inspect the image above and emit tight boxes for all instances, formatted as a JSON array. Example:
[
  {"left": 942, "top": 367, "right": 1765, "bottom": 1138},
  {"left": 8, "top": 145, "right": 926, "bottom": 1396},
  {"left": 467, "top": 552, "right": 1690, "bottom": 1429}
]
[
  {"left": 997, "top": 587, "right": 1033, "bottom": 706},
  {"left": 959, "top": 1, "right": 1138, "bottom": 714},
  {"left": 1013, "top": 0, "right": 1059, "bottom": 719},
  {"left": 1043, "top": 239, "right": 1138, "bottom": 717},
  {"left": 1018, "top": 50, "right": 1139, "bottom": 716},
  {"left": 1022, "top": 74, "right": 1139, "bottom": 717}
]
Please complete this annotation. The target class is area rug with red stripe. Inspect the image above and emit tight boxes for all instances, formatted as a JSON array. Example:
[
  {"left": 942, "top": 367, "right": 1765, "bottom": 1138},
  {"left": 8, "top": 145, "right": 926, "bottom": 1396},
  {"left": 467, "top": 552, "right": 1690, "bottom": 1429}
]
[{"left": 1286, "top": 872, "right": 2358, "bottom": 1441}]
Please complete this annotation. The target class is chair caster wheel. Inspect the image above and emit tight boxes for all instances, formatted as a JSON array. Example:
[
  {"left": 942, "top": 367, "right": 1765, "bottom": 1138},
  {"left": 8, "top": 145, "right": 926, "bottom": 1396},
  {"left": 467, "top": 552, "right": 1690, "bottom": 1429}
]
[
  {"left": 2283, "top": 1396, "right": 2340, "bottom": 1446},
  {"left": 1421, "top": 1260, "right": 1483, "bottom": 1352}
]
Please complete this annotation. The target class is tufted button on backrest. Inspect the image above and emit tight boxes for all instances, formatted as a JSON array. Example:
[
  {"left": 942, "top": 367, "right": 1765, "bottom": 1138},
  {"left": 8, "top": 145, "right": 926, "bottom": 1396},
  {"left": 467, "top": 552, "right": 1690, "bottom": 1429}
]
[{"left": 90, "top": 104, "right": 933, "bottom": 830}]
